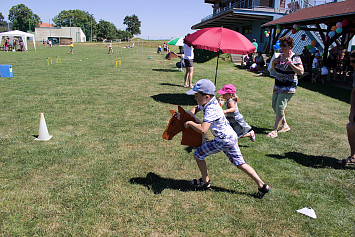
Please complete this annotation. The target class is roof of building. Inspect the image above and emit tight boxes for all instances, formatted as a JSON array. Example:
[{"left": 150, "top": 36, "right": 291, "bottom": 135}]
[
  {"left": 192, "top": 8, "right": 285, "bottom": 30},
  {"left": 204, "top": 0, "right": 218, "bottom": 3},
  {"left": 262, "top": 0, "right": 355, "bottom": 32},
  {"left": 38, "top": 22, "right": 54, "bottom": 28}
]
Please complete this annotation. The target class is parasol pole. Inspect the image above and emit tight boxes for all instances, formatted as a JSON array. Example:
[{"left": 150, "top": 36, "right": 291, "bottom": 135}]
[{"left": 214, "top": 50, "right": 220, "bottom": 85}]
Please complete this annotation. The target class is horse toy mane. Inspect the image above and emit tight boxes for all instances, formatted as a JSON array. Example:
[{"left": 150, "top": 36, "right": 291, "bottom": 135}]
[
  {"left": 162, "top": 106, "right": 205, "bottom": 148},
  {"left": 165, "top": 52, "right": 179, "bottom": 60},
  {"left": 216, "top": 97, "right": 225, "bottom": 107}
]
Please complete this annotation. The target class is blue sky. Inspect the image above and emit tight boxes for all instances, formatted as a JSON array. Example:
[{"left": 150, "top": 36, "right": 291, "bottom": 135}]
[{"left": 1, "top": 0, "right": 212, "bottom": 39}]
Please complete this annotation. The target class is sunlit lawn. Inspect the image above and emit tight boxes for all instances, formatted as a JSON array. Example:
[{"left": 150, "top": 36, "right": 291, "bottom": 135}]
[{"left": 0, "top": 42, "right": 354, "bottom": 236}]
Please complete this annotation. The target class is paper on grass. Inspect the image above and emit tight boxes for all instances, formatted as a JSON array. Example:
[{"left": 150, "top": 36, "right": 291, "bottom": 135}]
[{"left": 296, "top": 207, "right": 317, "bottom": 219}]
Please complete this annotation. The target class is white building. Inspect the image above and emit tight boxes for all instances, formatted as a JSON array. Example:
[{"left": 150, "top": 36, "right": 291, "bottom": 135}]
[{"left": 35, "top": 27, "right": 86, "bottom": 43}]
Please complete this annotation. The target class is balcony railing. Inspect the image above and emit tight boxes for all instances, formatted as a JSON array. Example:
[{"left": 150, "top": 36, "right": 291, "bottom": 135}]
[
  {"left": 199, "top": 0, "right": 337, "bottom": 23},
  {"left": 200, "top": 0, "right": 286, "bottom": 23}
]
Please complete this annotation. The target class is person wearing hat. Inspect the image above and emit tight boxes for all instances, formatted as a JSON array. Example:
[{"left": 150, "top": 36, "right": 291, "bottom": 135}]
[
  {"left": 217, "top": 84, "right": 255, "bottom": 142},
  {"left": 311, "top": 52, "right": 321, "bottom": 83},
  {"left": 184, "top": 79, "right": 271, "bottom": 198}
]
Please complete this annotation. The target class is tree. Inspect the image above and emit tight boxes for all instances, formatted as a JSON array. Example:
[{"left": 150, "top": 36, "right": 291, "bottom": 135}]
[
  {"left": 8, "top": 4, "right": 40, "bottom": 32},
  {"left": 53, "top": 10, "right": 96, "bottom": 41},
  {"left": 123, "top": 15, "right": 141, "bottom": 36},
  {"left": 0, "top": 12, "right": 8, "bottom": 32},
  {"left": 116, "top": 29, "right": 133, "bottom": 41},
  {"left": 96, "top": 20, "right": 118, "bottom": 40}
]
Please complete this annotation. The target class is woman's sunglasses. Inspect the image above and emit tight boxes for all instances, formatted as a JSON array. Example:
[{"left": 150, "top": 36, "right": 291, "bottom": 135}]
[{"left": 281, "top": 44, "right": 289, "bottom": 47}]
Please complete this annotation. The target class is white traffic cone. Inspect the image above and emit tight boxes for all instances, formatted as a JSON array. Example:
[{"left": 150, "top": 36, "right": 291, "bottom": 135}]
[
  {"left": 296, "top": 207, "right": 317, "bottom": 219},
  {"left": 35, "top": 113, "right": 53, "bottom": 141}
]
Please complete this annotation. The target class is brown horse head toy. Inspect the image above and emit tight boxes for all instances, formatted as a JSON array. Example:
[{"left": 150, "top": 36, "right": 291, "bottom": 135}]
[
  {"left": 165, "top": 52, "right": 179, "bottom": 60},
  {"left": 162, "top": 106, "right": 205, "bottom": 148}
]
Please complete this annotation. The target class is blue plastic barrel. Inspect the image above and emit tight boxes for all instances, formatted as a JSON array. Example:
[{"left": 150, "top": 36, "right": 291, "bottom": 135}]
[{"left": 0, "top": 65, "right": 13, "bottom": 77}]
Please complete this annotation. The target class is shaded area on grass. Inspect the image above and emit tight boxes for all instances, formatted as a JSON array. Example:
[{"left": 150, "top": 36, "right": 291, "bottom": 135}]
[
  {"left": 298, "top": 81, "right": 351, "bottom": 104},
  {"left": 267, "top": 152, "right": 354, "bottom": 169},
  {"left": 251, "top": 126, "right": 269, "bottom": 135},
  {"left": 151, "top": 93, "right": 196, "bottom": 106},
  {"left": 160, "top": 83, "right": 185, "bottom": 88},
  {"left": 185, "top": 146, "right": 194, "bottom": 153},
  {"left": 152, "top": 69, "right": 180, "bottom": 72},
  {"left": 130, "top": 172, "right": 252, "bottom": 196}
]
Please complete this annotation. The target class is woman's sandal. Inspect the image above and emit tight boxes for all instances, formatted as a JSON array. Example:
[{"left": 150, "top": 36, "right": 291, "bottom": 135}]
[
  {"left": 255, "top": 183, "right": 271, "bottom": 199},
  {"left": 191, "top": 178, "right": 211, "bottom": 189},
  {"left": 279, "top": 126, "right": 290, "bottom": 133}
]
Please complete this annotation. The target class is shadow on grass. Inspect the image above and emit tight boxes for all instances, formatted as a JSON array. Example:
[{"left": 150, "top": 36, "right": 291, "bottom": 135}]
[
  {"left": 160, "top": 83, "right": 185, "bottom": 88},
  {"left": 233, "top": 64, "right": 251, "bottom": 71},
  {"left": 152, "top": 69, "right": 179, "bottom": 72},
  {"left": 130, "top": 172, "right": 253, "bottom": 196},
  {"left": 151, "top": 93, "right": 196, "bottom": 106},
  {"left": 298, "top": 81, "right": 351, "bottom": 104},
  {"left": 185, "top": 146, "right": 194, "bottom": 153},
  {"left": 267, "top": 152, "right": 354, "bottom": 169},
  {"left": 251, "top": 126, "right": 269, "bottom": 135}
]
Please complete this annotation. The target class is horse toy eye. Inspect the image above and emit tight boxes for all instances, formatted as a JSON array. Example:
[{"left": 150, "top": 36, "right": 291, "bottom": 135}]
[{"left": 173, "top": 112, "right": 181, "bottom": 120}]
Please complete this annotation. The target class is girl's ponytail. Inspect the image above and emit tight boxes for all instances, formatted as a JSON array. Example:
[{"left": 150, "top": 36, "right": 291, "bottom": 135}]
[{"left": 232, "top": 94, "right": 239, "bottom": 103}]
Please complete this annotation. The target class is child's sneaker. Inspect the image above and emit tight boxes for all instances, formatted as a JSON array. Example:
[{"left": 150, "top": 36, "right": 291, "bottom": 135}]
[
  {"left": 249, "top": 130, "right": 255, "bottom": 142},
  {"left": 255, "top": 183, "right": 271, "bottom": 199},
  {"left": 191, "top": 178, "right": 211, "bottom": 189},
  {"left": 337, "top": 156, "right": 355, "bottom": 166}
]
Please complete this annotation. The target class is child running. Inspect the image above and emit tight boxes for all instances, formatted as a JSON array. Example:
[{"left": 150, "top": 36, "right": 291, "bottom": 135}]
[
  {"left": 108, "top": 40, "right": 114, "bottom": 54},
  {"left": 69, "top": 41, "right": 74, "bottom": 54},
  {"left": 185, "top": 79, "right": 271, "bottom": 198},
  {"left": 217, "top": 84, "right": 255, "bottom": 142}
]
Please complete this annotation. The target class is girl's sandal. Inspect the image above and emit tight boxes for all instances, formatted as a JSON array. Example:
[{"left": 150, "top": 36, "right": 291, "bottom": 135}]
[
  {"left": 267, "top": 131, "right": 278, "bottom": 138},
  {"left": 255, "top": 183, "right": 271, "bottom": 199},
  {"left": 191, "top": 178, "right": 211, "bottom": 189}
]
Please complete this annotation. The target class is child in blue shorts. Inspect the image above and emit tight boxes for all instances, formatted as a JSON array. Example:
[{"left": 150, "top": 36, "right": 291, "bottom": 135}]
[{"left": 185, "top": 79, "right": 270, "bottom": 198}]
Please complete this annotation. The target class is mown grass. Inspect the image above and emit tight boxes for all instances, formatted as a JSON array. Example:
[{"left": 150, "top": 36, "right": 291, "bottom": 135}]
[{"left": 0, "top": 42, "right": 354, "bottom": 236}]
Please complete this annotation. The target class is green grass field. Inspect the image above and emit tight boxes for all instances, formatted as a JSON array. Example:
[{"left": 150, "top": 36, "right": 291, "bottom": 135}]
[{"left": 0, "top": 42, "right": 354, "bottom": 236}]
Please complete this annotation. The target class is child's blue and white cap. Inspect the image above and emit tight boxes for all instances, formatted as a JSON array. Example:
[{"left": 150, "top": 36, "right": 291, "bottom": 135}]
[{"left": 186, "top": 79, "right": 215, "bottom": 95}]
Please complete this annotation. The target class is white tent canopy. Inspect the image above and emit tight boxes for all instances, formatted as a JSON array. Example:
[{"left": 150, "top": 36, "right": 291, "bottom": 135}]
[{"left": 0, "top": 30, "right": 36, "bottom": 51}]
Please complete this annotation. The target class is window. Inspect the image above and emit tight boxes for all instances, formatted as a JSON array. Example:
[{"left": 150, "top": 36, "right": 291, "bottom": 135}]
[{"left": 242, "top": 25, "right": 252, "bottom": 35}]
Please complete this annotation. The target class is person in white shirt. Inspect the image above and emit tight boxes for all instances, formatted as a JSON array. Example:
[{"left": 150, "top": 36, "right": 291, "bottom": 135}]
[
  {"left": 183, "top": 37, "right": 194, "bottom": 88},
  {"left": 108, "top": 40, "right": 113, "bottom": 54},
  {"left": 311, "top": 52, "right": 320, "bottom": 83},
  {"left": 184, "top": 79, "right": 271, "bottom": 198}
]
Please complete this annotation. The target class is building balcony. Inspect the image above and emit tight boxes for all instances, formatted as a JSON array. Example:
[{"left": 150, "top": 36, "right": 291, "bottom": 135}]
[{"left": 200, "top": 0, "right": 286, "bottom": 23}]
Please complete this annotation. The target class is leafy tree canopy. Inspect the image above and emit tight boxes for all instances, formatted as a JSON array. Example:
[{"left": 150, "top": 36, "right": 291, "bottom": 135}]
[
  {"left": 53, "top": 10, "right": 96, "bottom": 40},
  {"left": 95, "top": 20, "right": 132, "bottom": 41},
  {"left": 123, "top": 14, "right": 141, "bottom": 36},
  {"left": 0, "top": 12, "right": 8, "bottom": 32},
  {"left": 116, "top": 29, "right": 133, "bottom": 41},
  {"left": 96, "top": 20, "right": 117, "bottom": 40},
  {"left": 8, "top": 4, "right": 40, "bottom": 32}
]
